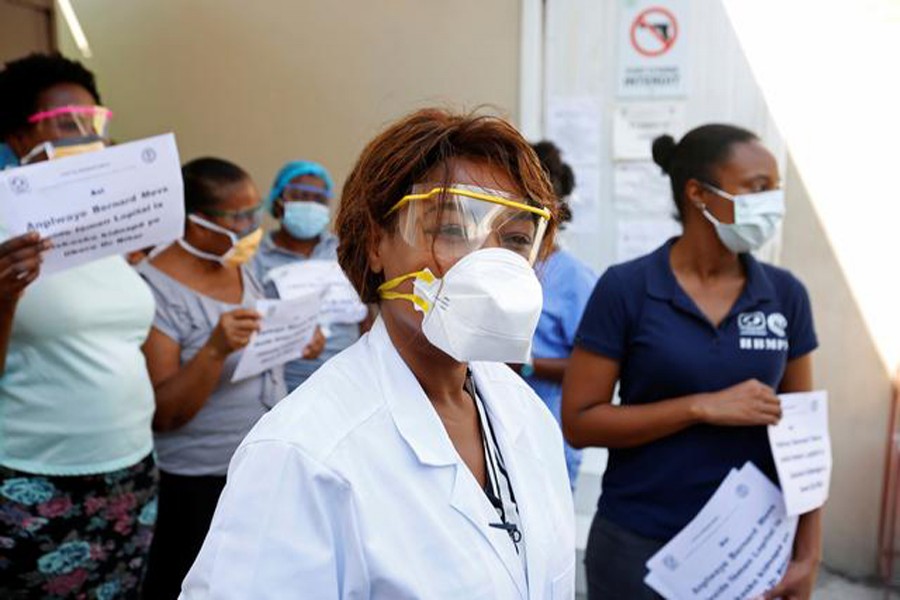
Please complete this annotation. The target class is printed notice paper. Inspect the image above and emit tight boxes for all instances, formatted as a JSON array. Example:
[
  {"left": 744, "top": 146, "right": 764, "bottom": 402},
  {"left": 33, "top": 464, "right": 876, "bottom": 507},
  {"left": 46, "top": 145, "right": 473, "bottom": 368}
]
[
  {"left": 546, "top": 96, "right": 603, "bottom": 233},
  {"left": 616, "top": 218, "right": 681, "bottom": 263},
  {"left": 231, "top": 294, "right": 321, "bottom": 383},
  {"left": 612, "top": 102, "right": 686, "bottom": 160},
  {"left": 0, "top": 134, "right": 184, "bottom": 274},
  {"left": 613, "top": 161, "right": 673, "bottom": 215},
  {"left": 768, "top": 391, "right": 832, "bottom": 516},
  {"left": 268, "top": 260, "right": 368, "bottom": 325},
  {"left": 645, "top": 462, "right": 798, "bottom": 600}
]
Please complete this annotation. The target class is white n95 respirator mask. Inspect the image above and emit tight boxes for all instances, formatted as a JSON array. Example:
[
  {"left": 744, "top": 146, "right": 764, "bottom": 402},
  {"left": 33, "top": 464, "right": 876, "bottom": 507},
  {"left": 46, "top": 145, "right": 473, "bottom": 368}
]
[{"left": 377, "top": 248, "right": 543, "bottom": 363}]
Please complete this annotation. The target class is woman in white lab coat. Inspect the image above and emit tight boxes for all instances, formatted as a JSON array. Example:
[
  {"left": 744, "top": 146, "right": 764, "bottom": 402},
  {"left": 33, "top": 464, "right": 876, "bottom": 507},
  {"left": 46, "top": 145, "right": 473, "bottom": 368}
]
[{"left": 180, "top": 109, "right": 576, "bottom": 599}]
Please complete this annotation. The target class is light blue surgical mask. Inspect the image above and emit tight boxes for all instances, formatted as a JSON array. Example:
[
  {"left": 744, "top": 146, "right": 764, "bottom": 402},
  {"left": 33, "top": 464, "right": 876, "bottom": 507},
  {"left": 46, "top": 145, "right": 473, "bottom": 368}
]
[
  {"left": 282, "top": 200, "right": 330, "bottom": 240},
  {"left": 698, "top": 183, "right": 785, "bottom": 254}
]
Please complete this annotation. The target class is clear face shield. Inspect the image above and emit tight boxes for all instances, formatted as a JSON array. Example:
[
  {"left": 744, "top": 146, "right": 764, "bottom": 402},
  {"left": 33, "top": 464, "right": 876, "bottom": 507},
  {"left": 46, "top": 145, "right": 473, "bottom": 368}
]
[
  {"left": 28, "top": 105, "right": 113, "bottom": 139},
  {"left": 20, "top": 106, "right": 113, "bottom": 164},
  {"left": 388, "top": 184, "right": 551, "bottom": 266}
]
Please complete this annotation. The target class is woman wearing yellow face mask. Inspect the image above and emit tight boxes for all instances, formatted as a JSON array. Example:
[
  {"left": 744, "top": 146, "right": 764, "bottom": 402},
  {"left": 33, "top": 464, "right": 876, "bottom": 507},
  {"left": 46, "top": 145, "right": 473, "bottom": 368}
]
[{"left": 136, "top": 157, "right": 324, "bottom": 599}]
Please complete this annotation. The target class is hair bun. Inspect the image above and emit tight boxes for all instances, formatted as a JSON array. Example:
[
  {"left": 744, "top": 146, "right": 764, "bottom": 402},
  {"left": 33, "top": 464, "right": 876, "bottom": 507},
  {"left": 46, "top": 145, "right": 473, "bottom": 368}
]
[{"left": 651, "top": 134, "right": 677, "bottom": 174}]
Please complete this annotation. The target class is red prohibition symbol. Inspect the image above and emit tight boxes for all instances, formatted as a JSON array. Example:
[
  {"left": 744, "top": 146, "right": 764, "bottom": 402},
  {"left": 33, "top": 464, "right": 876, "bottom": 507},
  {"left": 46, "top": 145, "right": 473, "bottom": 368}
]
[{"left": 630, "top": 6, "right": 678, "bottom": 57}]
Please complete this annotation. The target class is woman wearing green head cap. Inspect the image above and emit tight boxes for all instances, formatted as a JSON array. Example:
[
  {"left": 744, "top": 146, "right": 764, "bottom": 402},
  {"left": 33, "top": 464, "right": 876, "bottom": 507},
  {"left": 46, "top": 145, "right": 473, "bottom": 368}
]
[{"left": 252, "top": 160, "right": 373, "bottom": 392}]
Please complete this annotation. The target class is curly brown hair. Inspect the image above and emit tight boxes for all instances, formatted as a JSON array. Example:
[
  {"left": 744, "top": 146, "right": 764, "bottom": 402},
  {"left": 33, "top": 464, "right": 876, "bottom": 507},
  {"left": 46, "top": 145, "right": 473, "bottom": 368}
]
[{"left": 335, "top": 108, "right": 558, "bottom": 303}]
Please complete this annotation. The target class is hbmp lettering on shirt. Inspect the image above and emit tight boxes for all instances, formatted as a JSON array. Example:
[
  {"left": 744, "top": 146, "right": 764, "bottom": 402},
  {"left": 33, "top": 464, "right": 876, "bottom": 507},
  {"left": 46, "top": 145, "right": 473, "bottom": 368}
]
[{"left": 738, "top": 311, "right": 789, "bottom": 352}]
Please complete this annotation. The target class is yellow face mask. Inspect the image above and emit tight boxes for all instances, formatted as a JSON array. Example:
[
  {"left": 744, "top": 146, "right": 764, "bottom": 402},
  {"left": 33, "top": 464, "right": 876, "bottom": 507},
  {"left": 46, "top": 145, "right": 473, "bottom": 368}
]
[{"left": 224, "top": 227, "right": 263, "bottom": 266}]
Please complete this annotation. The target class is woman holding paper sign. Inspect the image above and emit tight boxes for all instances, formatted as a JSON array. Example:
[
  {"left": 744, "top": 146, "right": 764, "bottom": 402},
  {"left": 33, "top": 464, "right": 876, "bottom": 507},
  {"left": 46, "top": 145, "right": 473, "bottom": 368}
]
[
  {"left": 0, "top": 53, "right": 160, "bottom": 598},
  {"left": 181, "top": 109, "right": 576, "bottom": 599},
  {"left": 562, "top": 125, "right": 820, "bottom": 599},
  {"left": 253, "top": 160, "right": 371, "bottom": 392},
  {"left": 137, "top": 157, "right": 324, "bottom": 599}
]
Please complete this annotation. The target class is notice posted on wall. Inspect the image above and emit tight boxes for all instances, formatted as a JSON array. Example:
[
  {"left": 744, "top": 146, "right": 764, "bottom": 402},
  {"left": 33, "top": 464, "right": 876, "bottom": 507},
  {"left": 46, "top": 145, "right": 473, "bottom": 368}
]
[
  {"left": 613, "top": 102, "right": 686, "bottom": 161},
  {"left": 0, "top": 133, "right": 184, "bottom": 274},
  {"left": 617, "top": 0, "right": 689, "bottom": 98},
  {"left": 613, "top": 161, "right": 674, "bottom": 215},
  {"left": 615, "top": 218, "right": 682, "bottom": 263},
  {"left": 545, "top": 96, "right": 603, "bottom": 232}
]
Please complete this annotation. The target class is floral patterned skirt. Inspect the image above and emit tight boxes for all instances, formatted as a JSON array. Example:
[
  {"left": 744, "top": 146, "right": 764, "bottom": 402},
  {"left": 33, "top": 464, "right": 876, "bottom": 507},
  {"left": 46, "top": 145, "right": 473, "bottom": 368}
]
[{"left": 0, "top": 454, "right": 158, "bottom": 599}]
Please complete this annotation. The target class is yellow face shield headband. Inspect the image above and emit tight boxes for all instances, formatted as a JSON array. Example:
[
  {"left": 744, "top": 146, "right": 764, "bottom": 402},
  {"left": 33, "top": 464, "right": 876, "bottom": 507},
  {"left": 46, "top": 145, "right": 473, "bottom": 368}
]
[
  {"left": 388, "top": 186, "right": 552, "bottom": 220},
  {"left": 386, "top": 184, "right": 551, "bottom": 265}
]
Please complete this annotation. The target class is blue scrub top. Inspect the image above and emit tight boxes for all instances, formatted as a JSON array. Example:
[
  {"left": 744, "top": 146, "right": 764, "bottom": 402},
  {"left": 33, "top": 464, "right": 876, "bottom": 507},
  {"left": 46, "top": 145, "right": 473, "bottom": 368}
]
[
  {"left": 0, "top": 144, "right": 19, "bottom": 169},
  {"left": 575, "top": 238, "right": 818, "bottom": 540},
  {"left": 524, "top": 249, "right": 597, "bottom": 485}
]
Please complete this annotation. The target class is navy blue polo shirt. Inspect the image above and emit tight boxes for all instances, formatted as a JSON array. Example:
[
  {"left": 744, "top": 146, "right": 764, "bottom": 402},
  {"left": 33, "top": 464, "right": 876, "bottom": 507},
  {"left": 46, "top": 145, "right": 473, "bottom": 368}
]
[{"left": 576, "top": 238, "right": 817, "bottom": 541}]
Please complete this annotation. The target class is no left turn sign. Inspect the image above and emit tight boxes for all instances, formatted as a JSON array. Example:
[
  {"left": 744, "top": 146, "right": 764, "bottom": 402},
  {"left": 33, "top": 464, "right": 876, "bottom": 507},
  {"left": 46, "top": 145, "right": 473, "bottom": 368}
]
[{"left": 630, "top": 6, "right": 679, "bottom": 57}]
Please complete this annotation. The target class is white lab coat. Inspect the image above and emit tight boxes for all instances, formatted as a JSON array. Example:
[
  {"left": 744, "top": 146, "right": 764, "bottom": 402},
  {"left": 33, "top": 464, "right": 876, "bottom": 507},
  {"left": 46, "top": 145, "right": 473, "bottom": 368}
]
[{"left": 180, "top": 318, "right": 575, "bottom": 600}]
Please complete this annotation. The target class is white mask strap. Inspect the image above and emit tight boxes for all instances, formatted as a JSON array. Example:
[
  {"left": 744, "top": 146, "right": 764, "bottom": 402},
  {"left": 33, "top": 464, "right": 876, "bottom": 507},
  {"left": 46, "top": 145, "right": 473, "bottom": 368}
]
[
  {"left": 188, "top": 213, "right": 239, "bottom": 244},
  {"left": 699, "top": 182, "right": 737, "bottom": 203},
  {"left": 176, "top": 238, "right": 227, "bottom": 264},
  {"left": 20, "top": 142, "right": 53, "bottom": 165}
]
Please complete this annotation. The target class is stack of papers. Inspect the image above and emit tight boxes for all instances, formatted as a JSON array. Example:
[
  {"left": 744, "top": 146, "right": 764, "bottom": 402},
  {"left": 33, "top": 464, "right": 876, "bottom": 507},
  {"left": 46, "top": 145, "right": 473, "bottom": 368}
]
[
  {"left": 645, "top": 462, "right": 798, "bottom": 599},
  {"left": 644, "top": 391, "right": 832, "bottom": 599}
]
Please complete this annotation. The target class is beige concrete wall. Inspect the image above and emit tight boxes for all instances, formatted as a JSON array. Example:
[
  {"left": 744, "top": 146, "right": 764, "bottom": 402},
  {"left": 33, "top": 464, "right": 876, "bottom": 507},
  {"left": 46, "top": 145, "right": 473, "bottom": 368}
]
[
  {"left": 781, "top": 157, "right": 893, "bottom": 577},
  {"left": 56, "top": 0, "right": 520, "bottom": 194}
]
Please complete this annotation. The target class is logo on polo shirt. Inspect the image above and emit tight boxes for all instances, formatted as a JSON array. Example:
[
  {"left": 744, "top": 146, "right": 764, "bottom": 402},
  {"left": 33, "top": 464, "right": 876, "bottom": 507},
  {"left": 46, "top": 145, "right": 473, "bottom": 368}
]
[
  {"left": 767, "top": 312, "right": 787, "bottom": 337},
  {"left": 738, "top": 311, "right": 789, "bottom": 352},
  {"left": 738, "top": 312, "right": 767, "bottom": 336}
]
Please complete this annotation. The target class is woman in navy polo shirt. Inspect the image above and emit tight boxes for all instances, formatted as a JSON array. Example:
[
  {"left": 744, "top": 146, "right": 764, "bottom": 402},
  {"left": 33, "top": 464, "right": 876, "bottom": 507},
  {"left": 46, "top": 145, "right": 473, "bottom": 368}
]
[{"left": 562, "top": 124, "right": 820, "bottom": 599}]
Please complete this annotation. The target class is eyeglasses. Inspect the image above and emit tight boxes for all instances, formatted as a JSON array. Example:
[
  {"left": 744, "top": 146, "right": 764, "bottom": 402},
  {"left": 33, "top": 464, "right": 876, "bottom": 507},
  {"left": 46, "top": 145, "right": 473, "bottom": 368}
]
[
  {"left": 281, "top": 183, "right": 331, "bottom": 204},
  {"left": 199, "top": 203, "right": 263, "bottom": 232}
]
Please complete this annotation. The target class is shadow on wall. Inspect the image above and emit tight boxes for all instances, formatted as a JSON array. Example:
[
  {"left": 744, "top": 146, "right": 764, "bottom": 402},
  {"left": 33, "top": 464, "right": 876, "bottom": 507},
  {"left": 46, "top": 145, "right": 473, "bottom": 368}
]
[{"left": 780, "top": 156, "right": 892, "bottom": 579}]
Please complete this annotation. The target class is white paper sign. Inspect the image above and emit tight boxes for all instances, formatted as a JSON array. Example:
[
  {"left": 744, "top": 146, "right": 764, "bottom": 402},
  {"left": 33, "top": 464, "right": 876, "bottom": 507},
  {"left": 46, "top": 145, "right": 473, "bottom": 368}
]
[
  {"left": 768, "top": 391, "right": 832, "bottom": 516},
  {"left": 645, "top": 462, "right": 798, "bottom": 600},
  {"left": 546, "top": 97, "right": 602, "bottom": 165},
  {"left": 613, "top": 161, "right": 674, "bottom": 214},
  {"left": 268, "top": 260, "right": 367, "bottom": 325},
  {"left": 0, "top": 134, "right": 184, "bottom": 274},
  {"left": 615, "top": 218, "right": 681, "bottom": 263},
  {"left": 546, "top": 97, "right": 603, "bottom": 232},
  {"left": 231, "top": 294, "right": 320, "bottom": 382},
  {"left": 613, "top": 102, "right": 686, "bottom": 160},
  {"left": 617, "top": 0, "right": 689, "bottom": 98},
  {"left": 565, "top": 163, "right": 602, "bottom": 234}
]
